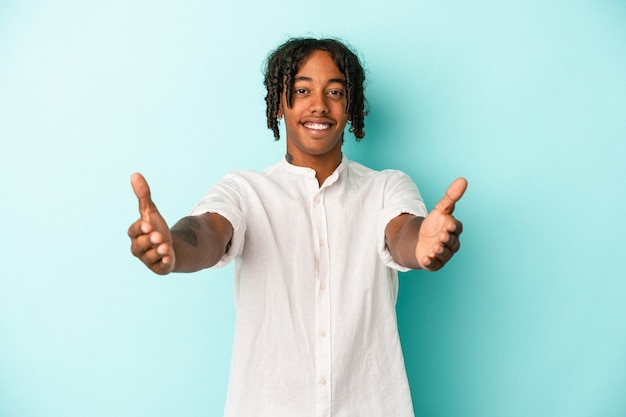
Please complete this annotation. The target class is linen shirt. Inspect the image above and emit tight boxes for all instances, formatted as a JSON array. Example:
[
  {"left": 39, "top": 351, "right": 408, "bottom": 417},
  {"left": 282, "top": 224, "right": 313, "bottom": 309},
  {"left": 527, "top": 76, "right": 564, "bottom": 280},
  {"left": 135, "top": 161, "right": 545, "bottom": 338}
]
[{"left": 190, "top": 156, "right": 427, "bottom": 417}]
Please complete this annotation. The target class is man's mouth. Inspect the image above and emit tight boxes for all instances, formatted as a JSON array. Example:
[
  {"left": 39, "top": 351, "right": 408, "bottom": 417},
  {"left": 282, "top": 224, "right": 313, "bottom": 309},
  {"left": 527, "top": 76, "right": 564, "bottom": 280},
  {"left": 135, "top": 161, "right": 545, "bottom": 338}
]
[{"left": 303, "top": 122, "right": 332, "bottom": 131}]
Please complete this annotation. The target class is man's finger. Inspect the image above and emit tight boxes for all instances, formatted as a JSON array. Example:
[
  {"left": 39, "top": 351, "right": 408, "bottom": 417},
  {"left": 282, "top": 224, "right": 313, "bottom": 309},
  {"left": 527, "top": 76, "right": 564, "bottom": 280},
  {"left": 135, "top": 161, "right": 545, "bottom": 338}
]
[
  {"left": 131, "top": 172, "right": 154, "bottom": 219},
  {"left": 433, "top": 177, "right": 468, "bottom": 215}
]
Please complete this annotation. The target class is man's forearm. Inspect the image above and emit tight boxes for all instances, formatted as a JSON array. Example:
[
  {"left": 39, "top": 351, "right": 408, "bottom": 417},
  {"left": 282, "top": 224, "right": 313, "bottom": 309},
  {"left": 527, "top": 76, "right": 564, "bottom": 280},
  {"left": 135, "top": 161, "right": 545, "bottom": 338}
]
[
  {"left": 385, "top": 214, "right": 423, "bottom": 270},
  {"left": 170, "top": 214, "right": 233, "bottom": 272}
]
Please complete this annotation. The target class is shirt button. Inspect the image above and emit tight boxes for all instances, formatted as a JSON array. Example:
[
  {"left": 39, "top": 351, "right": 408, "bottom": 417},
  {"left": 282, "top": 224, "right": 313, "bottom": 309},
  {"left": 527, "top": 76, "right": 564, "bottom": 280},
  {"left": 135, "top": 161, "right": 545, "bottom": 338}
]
[
  {"left": 319, "top": 283, "right": 326, "bottom": 291},
  {"left": 319, "top": 240, "right": 324, "bottom": 247},
  {"left": 314, "top": 196, "right": 320, "bottom": 204},
  {"left": 320, "top": 378, "right": 327, "bottom": 385},
  {"left": 319, "top": 330, "right": 327, "bottom": 337}
]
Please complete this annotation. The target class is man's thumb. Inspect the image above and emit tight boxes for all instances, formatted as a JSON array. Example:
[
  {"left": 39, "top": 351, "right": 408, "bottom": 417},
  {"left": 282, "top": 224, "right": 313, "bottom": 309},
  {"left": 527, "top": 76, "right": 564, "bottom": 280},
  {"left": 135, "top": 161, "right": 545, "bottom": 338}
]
[
  {"left": 131, "top": 172, "right": 155, "bottom": 219},
  {"left": 434, "top": 177, "right": 468, "bottom": 214}
]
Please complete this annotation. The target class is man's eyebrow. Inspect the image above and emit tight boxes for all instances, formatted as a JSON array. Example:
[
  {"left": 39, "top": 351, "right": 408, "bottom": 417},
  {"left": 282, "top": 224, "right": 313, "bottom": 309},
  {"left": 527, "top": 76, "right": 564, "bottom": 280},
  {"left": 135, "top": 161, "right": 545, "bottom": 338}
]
[
  {"left": 329, "top": 78, "right": 346, "bottom": 85},
  {"left": 294, "top": 76, "right": 346, "bottom": 85}
]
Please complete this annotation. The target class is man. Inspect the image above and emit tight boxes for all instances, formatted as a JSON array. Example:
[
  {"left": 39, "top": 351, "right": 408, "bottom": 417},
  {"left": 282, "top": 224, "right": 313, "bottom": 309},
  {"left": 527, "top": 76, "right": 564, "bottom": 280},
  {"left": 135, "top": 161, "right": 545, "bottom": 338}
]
[{"left": 128, "top": 38, "right": 466, "bottom": 417}]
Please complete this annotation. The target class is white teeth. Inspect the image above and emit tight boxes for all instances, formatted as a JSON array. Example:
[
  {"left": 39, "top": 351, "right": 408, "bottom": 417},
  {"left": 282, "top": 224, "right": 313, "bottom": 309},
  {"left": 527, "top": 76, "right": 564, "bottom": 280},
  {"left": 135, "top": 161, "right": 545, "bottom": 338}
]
[{"left": 304, "top": 122, "right": 331, "bottom": 130}]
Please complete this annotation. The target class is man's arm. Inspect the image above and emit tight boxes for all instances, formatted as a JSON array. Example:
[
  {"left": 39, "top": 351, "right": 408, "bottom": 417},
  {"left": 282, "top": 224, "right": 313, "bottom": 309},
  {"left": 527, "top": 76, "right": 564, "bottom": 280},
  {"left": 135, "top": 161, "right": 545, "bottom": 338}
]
[
  {"left": 127, "top": 173, "right": 233, "bottom": 275},
  {"left": 385, "top": 178, "right": 467, "bottom": 271}
]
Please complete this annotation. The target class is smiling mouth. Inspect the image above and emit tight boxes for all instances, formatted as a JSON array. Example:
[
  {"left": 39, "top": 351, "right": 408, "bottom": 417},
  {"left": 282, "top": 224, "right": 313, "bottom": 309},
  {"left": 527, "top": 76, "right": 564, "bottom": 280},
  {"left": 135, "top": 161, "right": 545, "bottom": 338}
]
[{"left": 303, "top": 122, "right": 332, "bottom": 131}]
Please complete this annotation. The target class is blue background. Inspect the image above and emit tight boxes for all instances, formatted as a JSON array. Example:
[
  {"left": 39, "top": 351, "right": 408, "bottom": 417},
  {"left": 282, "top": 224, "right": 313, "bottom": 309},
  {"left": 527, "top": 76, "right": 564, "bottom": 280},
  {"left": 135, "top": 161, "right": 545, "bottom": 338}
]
[{"left": 1, "top": 0, "right": 625, "bottom": 416}]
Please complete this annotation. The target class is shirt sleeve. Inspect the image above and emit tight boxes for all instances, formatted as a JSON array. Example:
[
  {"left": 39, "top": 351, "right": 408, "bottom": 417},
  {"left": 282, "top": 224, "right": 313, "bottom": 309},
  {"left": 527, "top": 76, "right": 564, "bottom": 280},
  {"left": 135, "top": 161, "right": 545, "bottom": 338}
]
[
  {"left": 376, "top": 171, "right": 427, "bottom": 272},
  {"left": 189, "top": 173, "right": 246, "bottom": 268}
]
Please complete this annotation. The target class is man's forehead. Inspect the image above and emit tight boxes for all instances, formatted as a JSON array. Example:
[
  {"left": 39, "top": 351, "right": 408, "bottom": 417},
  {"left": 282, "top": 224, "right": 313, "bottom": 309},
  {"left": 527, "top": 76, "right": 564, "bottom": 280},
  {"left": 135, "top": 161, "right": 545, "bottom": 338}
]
[
  {"left": 293, "top": 51, "right": 346, "bottom": 83},
  {"left": 294, "top": 75, "right": 346, "bottom": 84}
]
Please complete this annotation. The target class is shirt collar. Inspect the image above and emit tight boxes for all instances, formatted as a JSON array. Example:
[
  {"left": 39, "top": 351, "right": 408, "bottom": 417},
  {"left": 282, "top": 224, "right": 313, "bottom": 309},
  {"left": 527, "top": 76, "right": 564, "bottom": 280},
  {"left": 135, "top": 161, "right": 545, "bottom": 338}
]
[
  {"left": 281, "top": 154, "right": 348, "bottom": 186},
  {"left": 322, "top": 155, "right": 347, "bottom": 188}
]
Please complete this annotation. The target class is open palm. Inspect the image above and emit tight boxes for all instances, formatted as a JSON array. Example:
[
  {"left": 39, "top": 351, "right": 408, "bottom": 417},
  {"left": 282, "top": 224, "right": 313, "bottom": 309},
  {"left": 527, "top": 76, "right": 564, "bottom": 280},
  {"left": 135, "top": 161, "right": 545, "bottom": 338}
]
[{"left": 415, "top": 178, "right": 467, "bottom": 271}]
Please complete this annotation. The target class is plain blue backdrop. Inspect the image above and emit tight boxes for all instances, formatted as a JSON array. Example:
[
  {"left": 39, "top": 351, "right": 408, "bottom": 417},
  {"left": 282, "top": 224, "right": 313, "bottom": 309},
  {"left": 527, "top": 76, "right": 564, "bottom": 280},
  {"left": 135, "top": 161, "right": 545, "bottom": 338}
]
[{"left": 1, "top": 0, "right": 625, "bottom": 416}]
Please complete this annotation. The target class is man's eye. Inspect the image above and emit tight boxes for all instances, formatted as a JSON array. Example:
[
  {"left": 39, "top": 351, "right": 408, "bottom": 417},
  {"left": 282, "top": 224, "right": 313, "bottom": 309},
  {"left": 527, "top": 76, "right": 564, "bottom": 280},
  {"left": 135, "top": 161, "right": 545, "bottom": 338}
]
[
  {"left": 294, "top": 88, "right": 307, "bottom": 94},
  {"left": 328, "top": 90, "right": 344, "bottom": 97}
]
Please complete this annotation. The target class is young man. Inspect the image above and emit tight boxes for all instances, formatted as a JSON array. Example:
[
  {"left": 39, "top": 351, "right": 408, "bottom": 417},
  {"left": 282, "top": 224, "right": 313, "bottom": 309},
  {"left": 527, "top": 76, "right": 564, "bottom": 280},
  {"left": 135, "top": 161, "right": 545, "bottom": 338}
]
[{"left": 128, "top": 38, "right": 466, "bottom": 417}]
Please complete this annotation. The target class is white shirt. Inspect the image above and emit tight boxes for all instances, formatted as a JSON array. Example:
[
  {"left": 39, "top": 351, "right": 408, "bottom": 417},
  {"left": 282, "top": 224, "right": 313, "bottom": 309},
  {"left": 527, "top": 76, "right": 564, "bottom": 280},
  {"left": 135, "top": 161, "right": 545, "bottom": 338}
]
[{"left": 191, "top": 156, "right": 427, "bottom": 417}]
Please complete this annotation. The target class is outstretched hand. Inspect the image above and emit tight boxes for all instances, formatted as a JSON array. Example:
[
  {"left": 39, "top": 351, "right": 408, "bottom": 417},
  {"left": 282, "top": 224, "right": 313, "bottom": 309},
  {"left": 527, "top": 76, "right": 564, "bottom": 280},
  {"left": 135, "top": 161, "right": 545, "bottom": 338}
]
[
  {"left": 415, "top": 178, "right": 467, "bottom": 271},
  {"left": 127, "top": 173, "right": 176, "bottom": 275}
]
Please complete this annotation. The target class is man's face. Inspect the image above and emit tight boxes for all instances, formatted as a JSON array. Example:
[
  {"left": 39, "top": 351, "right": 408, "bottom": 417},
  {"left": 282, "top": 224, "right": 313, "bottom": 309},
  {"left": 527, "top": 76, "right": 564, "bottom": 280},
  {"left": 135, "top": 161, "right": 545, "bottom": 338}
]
[{"left": 280, "top": 50, "right": 349, "bottom": 166}]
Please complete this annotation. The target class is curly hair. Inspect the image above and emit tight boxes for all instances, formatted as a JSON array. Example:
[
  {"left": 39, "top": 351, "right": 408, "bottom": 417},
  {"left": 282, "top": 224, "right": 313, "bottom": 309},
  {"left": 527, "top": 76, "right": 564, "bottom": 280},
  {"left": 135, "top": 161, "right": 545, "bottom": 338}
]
[{"left": 264, "top": 38, "right": 368, "bottom": 141}]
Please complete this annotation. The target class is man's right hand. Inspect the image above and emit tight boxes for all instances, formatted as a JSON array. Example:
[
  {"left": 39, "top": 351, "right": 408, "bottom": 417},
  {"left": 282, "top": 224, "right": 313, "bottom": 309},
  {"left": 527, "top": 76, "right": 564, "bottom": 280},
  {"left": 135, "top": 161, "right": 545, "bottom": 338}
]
[{"left": 127, "top": 173, "right": 176, "bottom": 275}]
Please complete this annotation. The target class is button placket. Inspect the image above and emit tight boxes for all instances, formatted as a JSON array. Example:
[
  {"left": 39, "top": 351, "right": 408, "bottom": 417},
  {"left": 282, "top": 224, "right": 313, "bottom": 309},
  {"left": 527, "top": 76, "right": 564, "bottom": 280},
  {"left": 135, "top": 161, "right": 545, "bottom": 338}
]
[{"left": 312, "top": 189, "right": 332, "bottom": 417}]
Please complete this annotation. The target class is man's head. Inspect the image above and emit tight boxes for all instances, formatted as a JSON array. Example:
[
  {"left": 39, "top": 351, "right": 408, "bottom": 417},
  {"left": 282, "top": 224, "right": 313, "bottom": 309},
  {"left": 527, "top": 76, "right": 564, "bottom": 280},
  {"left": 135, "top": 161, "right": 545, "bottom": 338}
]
[{"left": 264, "top": 38, "right": 367, "bottom": 141}]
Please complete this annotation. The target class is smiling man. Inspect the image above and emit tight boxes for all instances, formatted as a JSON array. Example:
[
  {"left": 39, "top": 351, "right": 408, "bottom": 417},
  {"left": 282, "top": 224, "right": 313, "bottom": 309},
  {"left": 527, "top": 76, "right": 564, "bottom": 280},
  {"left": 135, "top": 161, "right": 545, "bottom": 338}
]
[{"left": 128, "top": 38, "right": 467, "bottom": 417}]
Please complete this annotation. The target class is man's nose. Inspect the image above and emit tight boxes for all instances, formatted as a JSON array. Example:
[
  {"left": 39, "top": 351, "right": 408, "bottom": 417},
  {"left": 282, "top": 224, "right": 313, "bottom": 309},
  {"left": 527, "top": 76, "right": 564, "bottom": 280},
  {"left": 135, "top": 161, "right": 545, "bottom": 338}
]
[{"left": 309, "top": 91, "right": 329, "bottom": 113}]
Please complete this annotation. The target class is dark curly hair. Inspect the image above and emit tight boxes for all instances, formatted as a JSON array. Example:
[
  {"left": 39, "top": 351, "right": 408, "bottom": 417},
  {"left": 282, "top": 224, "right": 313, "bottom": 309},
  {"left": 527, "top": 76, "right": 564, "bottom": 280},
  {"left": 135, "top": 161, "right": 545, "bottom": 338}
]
[{"left": 264, "top": 38, "right": 368, "bottom": 141}]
